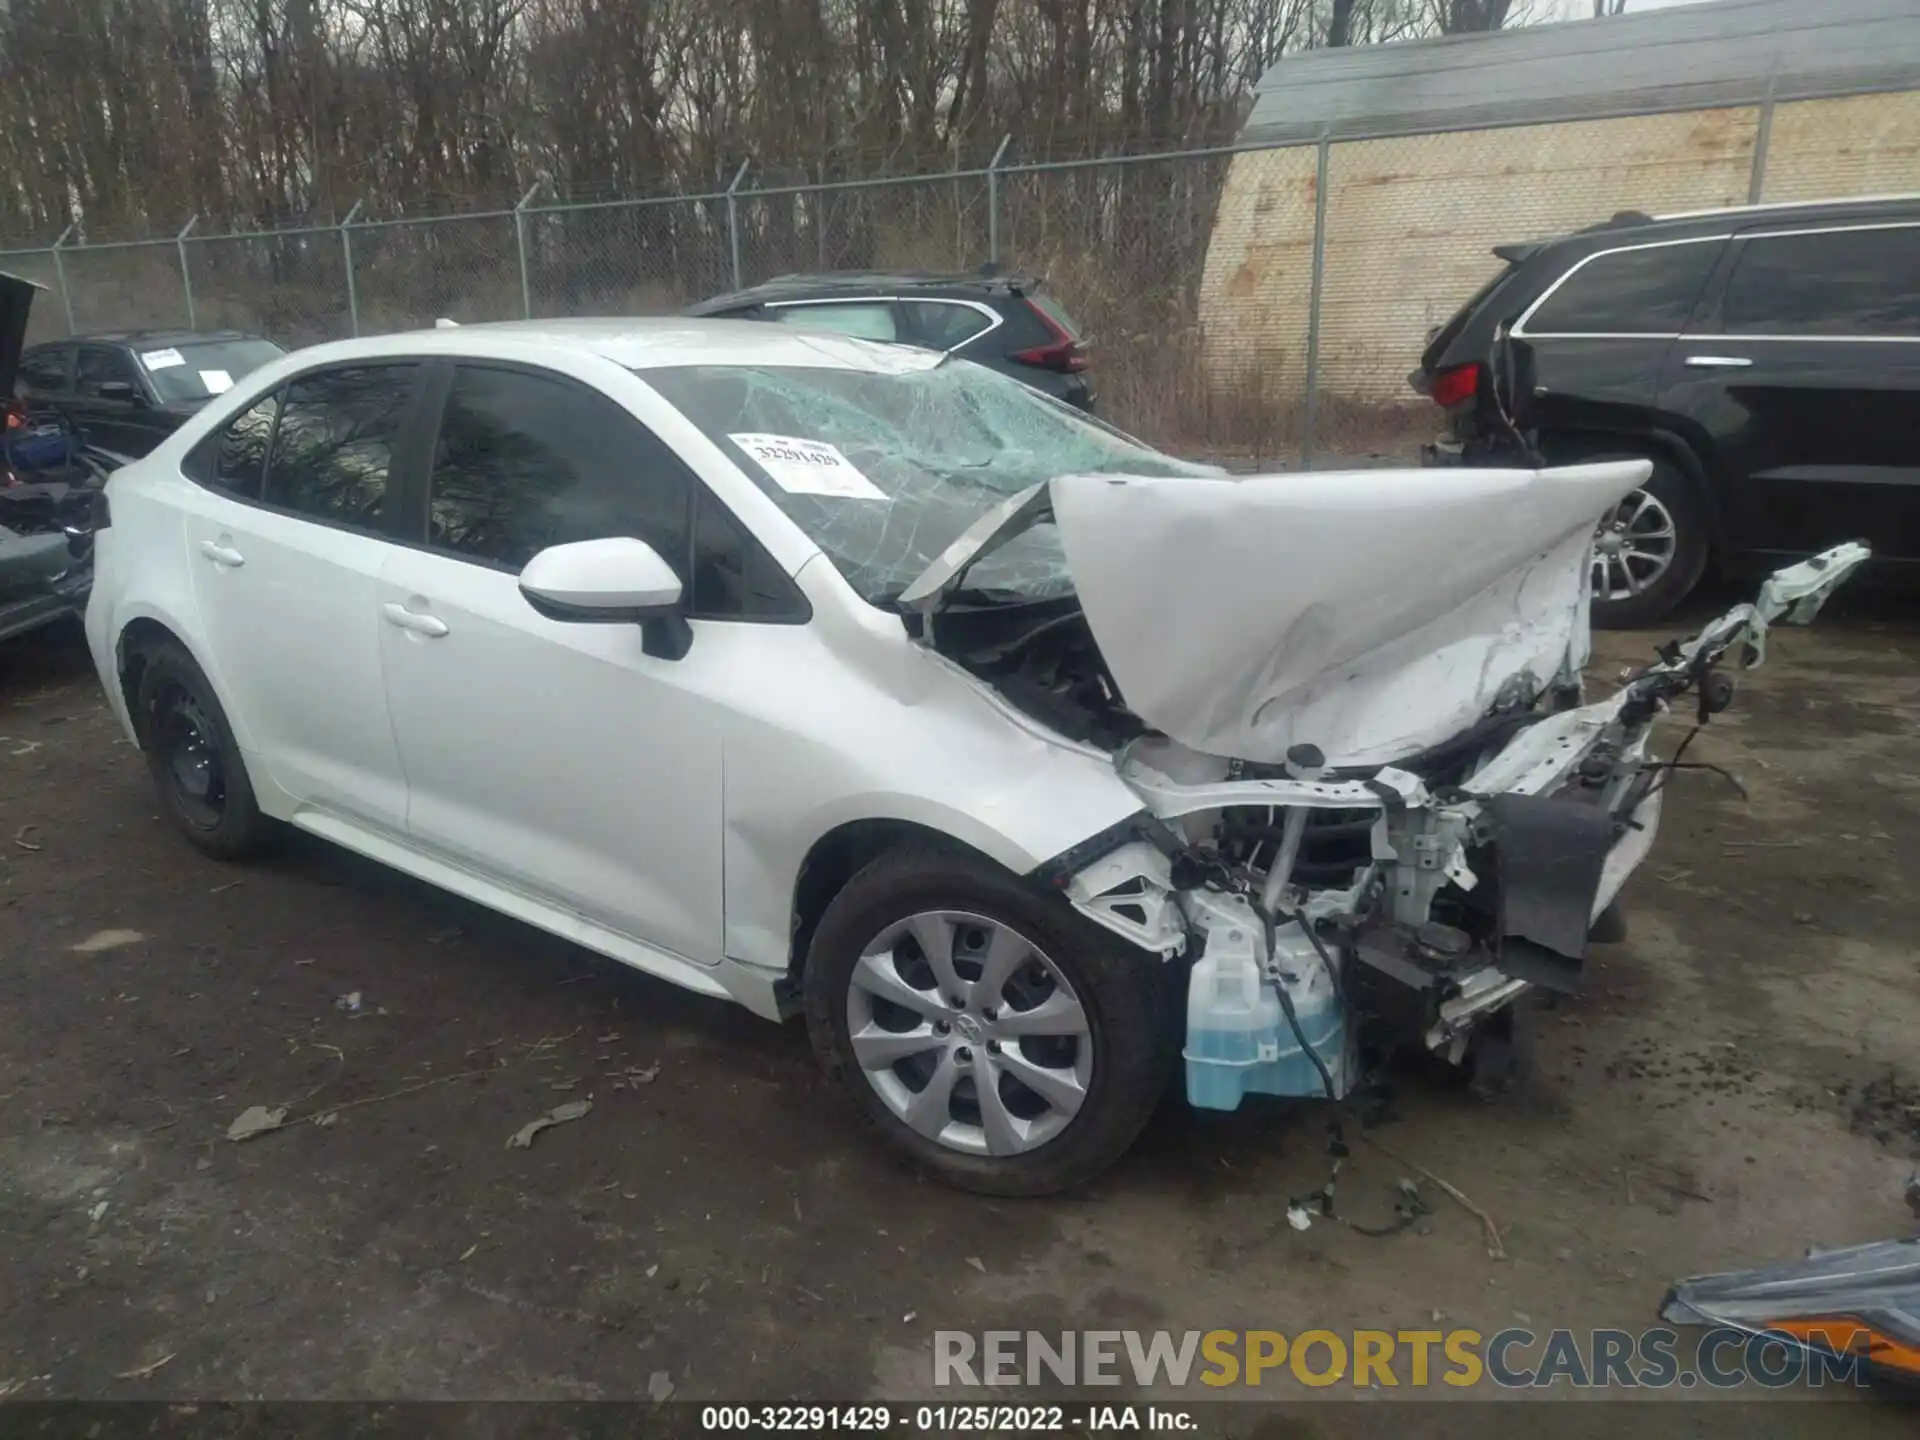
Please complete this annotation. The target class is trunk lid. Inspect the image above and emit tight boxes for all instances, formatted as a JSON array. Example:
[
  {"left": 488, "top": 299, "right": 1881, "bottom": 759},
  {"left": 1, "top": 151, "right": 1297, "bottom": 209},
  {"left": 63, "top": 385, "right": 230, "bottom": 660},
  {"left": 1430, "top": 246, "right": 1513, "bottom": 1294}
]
[{"left": 903, "top": 461, "right": 1652, "bottom": 768}]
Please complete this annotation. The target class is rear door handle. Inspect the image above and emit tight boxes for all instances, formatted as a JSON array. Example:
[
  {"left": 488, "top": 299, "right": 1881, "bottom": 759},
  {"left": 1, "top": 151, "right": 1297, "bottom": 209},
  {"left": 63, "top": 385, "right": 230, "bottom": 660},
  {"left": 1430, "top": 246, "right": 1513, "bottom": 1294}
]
[
  {"left": 382, "top": 602, "right": 449, "bottom": 638},
  {"left": 1685, "top": 355, "right": 1754, "bottom": 369},
  {"left": 198, "top": 539, "right": 245, "bottom": 568}
]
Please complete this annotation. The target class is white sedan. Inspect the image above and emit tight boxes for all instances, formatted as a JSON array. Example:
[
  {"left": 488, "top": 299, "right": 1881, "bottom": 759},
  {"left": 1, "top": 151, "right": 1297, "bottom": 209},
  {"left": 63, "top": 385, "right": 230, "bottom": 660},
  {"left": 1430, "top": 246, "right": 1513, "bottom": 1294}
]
[{"left": 82, "top": 319, "right": 1866, "bottom": 1195}]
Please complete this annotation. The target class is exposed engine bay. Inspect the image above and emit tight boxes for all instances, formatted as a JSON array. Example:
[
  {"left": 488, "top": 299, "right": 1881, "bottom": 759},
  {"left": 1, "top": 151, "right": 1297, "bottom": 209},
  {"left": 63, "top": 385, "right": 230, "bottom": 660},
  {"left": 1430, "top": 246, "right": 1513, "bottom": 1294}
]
[
  {"left": 927, "top": 540, "right": 1872, "bottom": 1111},
  {"left": 2, "top": 270, "right": 110, "bottom": 643}
]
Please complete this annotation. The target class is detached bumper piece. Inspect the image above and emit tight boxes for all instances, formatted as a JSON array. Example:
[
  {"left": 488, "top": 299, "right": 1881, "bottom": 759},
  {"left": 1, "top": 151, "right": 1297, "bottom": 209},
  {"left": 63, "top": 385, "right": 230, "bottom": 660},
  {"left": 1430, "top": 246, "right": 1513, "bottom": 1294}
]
[{"left": 1661, "top": 1237, "right": 1920, "bottom": 1386}]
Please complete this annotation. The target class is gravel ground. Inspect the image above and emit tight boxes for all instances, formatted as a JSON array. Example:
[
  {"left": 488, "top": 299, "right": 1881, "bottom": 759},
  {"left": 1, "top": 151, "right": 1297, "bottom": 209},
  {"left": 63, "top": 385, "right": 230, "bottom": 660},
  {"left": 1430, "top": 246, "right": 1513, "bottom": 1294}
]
[{"left": 0, "top": 588, "right": 1916, "bottom": 1434}]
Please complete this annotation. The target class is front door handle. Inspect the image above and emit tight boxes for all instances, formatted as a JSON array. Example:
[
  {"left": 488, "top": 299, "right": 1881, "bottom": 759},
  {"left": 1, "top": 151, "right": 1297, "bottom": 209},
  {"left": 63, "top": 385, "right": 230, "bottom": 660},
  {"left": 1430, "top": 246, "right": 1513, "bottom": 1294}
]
[
  {"left": 382, "top": 602, "right": 449, "bottom": 638},
  {"left": 198, "top": 539, "right": 245, "bottom": 568},
  {"left": 1685, "top": 355, "right": 1754, "bottom": 369}
]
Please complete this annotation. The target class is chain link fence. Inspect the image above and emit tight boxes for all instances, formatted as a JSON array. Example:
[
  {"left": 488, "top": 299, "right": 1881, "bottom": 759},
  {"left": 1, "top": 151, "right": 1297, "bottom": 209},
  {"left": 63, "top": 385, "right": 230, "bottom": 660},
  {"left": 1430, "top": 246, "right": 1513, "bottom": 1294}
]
[{"left": 3, "top": 82, "right": 1914, "bottom": 464}]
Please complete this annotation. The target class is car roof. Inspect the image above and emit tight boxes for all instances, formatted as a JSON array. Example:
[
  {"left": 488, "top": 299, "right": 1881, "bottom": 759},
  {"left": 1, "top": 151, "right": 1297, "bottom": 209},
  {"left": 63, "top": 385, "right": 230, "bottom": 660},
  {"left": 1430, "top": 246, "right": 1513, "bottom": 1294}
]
[
  {"left": 1536, "top": 192, "right": 1920, "bottom": 255},
  {"left": 235, "top": 316, "right": 947, "bottom": 378},
  {"left": 47, "top": 328, "right": 271, "bottom": 348},
  {"left": 686, "top": 268, "right": 1039, "bottom": 314}
]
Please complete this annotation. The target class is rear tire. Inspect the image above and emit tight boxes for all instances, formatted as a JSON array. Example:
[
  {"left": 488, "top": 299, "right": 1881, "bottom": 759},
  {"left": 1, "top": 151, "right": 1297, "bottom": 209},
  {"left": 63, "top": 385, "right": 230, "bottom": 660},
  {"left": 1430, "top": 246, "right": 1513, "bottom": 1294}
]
[
  {"left": 1589, "top": 457, "right": 1709, "bottom": 630},
  {"left": 133, "top": 640, "right": 276, "bottom": 860},
  {"left": 803, "top": 842, "right": 1173, "bottom": 1196}
]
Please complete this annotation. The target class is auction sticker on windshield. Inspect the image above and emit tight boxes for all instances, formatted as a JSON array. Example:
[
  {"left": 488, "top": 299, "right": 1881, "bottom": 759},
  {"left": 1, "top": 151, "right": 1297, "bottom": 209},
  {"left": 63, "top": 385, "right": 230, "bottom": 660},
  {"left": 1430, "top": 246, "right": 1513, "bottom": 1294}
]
[
  {"left": 141, "top": 348, "right": 186, "bottom": 371},
  {"left": 729, "top": 432, "right": 886, "bottom": 501}
]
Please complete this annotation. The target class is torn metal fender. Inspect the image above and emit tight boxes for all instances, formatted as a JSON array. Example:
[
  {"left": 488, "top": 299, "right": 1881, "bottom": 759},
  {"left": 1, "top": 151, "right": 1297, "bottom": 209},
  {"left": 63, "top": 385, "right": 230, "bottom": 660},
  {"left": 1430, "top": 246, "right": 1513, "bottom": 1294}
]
[{"left": 1661, "top": 1237, "right": 1920, "bottom": 1384}]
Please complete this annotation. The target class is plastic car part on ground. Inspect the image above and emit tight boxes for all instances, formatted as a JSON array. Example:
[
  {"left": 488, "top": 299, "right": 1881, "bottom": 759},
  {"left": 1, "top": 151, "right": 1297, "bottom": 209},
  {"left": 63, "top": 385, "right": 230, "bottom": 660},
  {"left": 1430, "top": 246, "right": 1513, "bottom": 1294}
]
[{"left": 1661, "top": 1236, "right": 1920, "bottom": 1384}]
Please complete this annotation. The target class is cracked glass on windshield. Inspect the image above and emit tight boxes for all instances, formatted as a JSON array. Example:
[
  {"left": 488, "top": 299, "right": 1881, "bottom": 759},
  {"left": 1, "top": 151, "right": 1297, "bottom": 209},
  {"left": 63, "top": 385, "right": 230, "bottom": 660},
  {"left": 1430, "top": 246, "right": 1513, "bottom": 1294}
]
[{"left": 639, "top": 359, "right": 1213, "bottom": 605}]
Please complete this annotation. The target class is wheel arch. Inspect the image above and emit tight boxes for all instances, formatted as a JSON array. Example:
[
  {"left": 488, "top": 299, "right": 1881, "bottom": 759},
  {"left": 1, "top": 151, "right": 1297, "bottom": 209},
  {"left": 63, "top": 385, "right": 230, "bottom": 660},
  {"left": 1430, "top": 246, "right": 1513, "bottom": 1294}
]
[
  {"left": 1539, "top": 425, "right": 1728, "bottom": 567},
  {"left": 113, "top": 611, "right": 247, "bottom": 751},
  {"left": 784, "top": 817, "right": 1008, "bottom": 990}
]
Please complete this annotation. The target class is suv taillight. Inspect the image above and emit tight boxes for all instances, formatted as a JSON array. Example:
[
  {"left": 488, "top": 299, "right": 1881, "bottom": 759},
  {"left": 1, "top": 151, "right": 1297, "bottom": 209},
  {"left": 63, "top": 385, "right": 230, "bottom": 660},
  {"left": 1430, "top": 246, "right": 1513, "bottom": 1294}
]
[
  {"left": 1011, "top": 300, "right": 1089, "bottom": 374},
  {"left": 1430, "top": 363, "right": 1479, "bottom": 410},
  {"left": 3, "top": 398, "right": 24, "bottom": 430}
]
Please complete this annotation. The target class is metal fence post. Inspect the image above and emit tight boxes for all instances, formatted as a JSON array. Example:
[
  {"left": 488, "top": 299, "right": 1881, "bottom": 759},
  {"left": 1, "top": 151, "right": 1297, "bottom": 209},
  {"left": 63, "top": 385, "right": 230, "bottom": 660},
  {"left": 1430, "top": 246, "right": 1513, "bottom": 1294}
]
[
  {"left": 176, "top": 214, "right": 200, "bottom": 328},
  {"left": 1748, "top": 77, "right": 1777, "bottom": 205},
  {"left": 725, "top": 161, "right": 750, "bottom": 290},
  {"left": 986, "top": 134, "right": 1012, "bottom": 265},
  {"left": 49, "top": 223, "right": 77, "bottom": 334},
  {"left": 1300, "top": 130, "right": 1333, "bottom": 471},
  {"left": 340, "top": 199, "right": 364, "bottom": 336},
  {"left": 514, "top": 180, "right": 544, "bottom": 318}
]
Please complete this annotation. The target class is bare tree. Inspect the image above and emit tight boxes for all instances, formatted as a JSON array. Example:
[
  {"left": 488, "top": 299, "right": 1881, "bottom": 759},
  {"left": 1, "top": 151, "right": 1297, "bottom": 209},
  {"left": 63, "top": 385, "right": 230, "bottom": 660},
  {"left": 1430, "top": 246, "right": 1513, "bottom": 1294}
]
[{"left": 0, "top": 0, "right": 1545, "bottom": 243}]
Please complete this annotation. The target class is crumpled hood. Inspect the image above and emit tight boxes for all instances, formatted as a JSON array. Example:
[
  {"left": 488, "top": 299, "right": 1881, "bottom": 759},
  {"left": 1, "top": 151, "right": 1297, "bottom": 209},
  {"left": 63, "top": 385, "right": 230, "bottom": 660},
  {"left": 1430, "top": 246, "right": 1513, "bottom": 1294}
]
[{"left": 907, "top": 461, "right": 1650, "bottom": 768}]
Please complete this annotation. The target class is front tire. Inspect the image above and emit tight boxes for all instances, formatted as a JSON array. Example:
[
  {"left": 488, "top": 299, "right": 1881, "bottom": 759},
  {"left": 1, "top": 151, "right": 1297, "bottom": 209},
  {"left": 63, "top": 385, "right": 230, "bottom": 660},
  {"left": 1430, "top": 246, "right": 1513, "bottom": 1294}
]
[
  {"left": 1589, "top": 457, "right": 1709, "bottom": 629},
  {"left": 803, "top": 843, "right": 1173, "bottom": 1196},
  {"left": 133, "top": 639, "right": 276, "bottom": 860}
]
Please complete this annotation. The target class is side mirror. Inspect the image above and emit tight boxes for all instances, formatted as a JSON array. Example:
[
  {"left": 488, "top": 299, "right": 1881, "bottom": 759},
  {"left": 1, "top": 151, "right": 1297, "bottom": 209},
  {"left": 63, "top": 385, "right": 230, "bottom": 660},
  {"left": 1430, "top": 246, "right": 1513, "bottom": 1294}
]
[
  {"left": 519, "top": 537, "right": 692, "bottom": 659},
  {"left": 97, "top": 380, "right": 141, "bottom": 404}
]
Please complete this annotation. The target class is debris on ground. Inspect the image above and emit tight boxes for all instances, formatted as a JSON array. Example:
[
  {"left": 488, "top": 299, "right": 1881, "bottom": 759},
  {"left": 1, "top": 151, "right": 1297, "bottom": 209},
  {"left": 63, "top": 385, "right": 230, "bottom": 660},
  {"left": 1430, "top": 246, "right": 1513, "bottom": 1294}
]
[
  {"left": 1361, "top": 1135, "right": 1505, "bottom": 1259},
  {"left": 647, "top": 1370, "right": 675, "bottom": 1402},
  {"left": 965, "top": 1256, "right": 986, "bottom": 1273},
  {"left": 113, "top": 1353, "right": 177, "bottom": 1381},
  {"left": 86, "top": 1201, "right": 108, "bottom": 1226},
  {"left": 14, "top": 825, "right": 43, "bottom": 852},
  {"left": 608, "top": 1063, "right": 659, "bottom": 1090},
  {"left": 226, "top": 1105, "right": 289, "bottom": 1142},
  {"left": 507, "top": 1098, "right": 592, "bottom": 1150},
  {"left": 1660, "top": 1231, "right": 1920, "bottom": 1384},
  {"left": 1285, "top": 1204, "right": 1313, "bottom": 1232},
  {"left": 69, "top": 929, "right": 144, "bottom": 954},
  {"left": 334, "top": 992, "right": 363, "bottom": 1013}
]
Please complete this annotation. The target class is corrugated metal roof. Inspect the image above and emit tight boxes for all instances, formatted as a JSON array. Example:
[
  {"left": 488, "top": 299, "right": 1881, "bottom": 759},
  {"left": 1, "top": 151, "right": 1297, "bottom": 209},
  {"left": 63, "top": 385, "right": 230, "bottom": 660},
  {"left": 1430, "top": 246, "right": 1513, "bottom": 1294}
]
[{"left": 1243, "top": 0, "right": 1920, "bottom": 145}]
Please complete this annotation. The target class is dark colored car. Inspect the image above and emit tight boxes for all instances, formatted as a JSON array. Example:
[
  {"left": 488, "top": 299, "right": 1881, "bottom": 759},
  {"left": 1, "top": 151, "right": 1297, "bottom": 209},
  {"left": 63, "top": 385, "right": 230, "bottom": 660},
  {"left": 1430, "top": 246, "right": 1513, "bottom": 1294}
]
[
  {"left": 1414, "top": 195, "right": 1920, "bottom": 627},
  {"left": 2, "top": 272, "right": 100, "bottom": 644},
  {"left": 15, "top": 329, "right": 285, "bottom": 460},
  {"left": 687, "top": 269, "right": 1096, "bottom": 412}
]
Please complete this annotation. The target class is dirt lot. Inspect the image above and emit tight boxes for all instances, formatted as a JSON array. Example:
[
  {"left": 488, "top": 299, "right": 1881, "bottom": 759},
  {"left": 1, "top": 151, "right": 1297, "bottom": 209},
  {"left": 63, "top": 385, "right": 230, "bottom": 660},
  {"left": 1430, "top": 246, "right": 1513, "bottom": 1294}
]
[{"left": 0, "top": 589, "right": 1916, "bottom": 1432}]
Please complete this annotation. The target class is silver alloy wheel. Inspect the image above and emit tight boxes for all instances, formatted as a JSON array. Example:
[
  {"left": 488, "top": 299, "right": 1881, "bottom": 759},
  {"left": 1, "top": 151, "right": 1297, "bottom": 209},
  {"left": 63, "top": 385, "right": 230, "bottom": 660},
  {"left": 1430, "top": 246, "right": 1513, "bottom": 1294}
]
[
  {"left": 1592, "top": 487, "right": 1678, "bottom": 601},
  {"left": 845, "top": 910, "right": 1093, "bottom": 1157}
]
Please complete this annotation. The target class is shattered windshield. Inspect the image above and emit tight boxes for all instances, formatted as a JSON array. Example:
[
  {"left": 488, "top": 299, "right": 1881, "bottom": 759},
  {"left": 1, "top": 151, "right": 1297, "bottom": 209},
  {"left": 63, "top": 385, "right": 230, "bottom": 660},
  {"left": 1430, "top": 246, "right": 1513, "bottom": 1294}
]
[{"left": 639, "top": 359, "right": 1214, "bottom": 605}]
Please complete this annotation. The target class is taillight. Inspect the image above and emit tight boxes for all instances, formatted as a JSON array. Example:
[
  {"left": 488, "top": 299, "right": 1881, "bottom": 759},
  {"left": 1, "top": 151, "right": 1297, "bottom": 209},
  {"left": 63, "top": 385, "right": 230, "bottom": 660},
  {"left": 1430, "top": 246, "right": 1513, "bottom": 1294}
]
[
  {"left": 3, "top": 398, "right": 23, "bottom": 430},
  {"left": 1011, "top": 301, "right": 1089, "bottom": 374},
  {"left": 1430, "top": 363, "right": 1479, "bottom": 409}
]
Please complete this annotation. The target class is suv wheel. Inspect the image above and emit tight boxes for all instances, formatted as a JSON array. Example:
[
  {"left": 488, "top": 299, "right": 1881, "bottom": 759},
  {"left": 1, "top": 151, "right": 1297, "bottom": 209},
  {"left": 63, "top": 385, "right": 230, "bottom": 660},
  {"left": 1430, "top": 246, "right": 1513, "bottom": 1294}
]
[
  {"left": 803, "top": 843, "right": 1173, "bottom": 1196},
  {"left": 1589, "top": 457, "right": 1708, "bottom": 629}
]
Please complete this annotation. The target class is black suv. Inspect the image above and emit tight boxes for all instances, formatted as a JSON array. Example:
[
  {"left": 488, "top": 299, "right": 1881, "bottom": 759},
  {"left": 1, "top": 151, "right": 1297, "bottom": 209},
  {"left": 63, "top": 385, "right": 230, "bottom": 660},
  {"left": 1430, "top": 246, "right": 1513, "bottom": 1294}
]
[
  {"left": 15, "top": 329, "right": 284, "bottom": 460},
  {"left": 1415, "top": 195, "right": 1919, "bottom": 626},
  {"left": 687, "top": 270, "right": 1095, "bottom": 412}
]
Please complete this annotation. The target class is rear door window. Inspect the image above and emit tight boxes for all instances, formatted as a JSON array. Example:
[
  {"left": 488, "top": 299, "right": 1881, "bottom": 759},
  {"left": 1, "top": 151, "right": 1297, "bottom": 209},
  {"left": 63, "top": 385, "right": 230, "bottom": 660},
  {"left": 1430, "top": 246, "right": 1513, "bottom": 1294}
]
[
  {"left": 1524, "top": 240, "right": 1722, "bottom": 336},
  {"left": 17, "top": 346, "right": 69, "bottom": 393},
  {"left": 263, "top": 364, "right": 420, "bottom": 529},
  {"left": 1721, "top": 226, "right": 1920, "bottom": 338},
  {"left": 209, "top": 392, "right": 280, "bottom": 501},
  {"left": 767, "top": 302, "right": 898, "bottom": 342}
]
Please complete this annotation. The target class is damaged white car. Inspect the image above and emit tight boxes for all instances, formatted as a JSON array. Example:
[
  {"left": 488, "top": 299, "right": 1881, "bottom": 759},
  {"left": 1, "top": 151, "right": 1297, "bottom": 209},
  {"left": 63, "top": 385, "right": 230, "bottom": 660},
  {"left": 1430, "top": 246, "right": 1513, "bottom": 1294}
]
[{"left": 82, "top": 320, "right": 1868, "bottom": 1195}]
